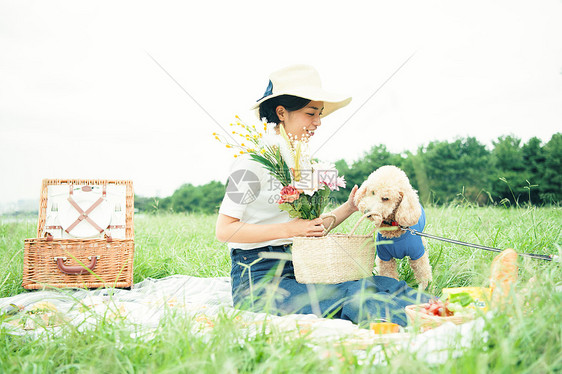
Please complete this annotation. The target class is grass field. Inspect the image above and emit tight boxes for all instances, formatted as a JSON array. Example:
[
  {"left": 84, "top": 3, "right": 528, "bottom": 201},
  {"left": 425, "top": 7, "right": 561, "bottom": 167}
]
[{"left": 0, "top": 205, "right": 561, "bottom": 373}]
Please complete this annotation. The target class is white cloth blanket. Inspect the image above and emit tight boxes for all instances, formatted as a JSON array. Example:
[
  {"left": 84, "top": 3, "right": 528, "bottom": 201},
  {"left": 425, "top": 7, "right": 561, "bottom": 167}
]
[{"left": 0, "top": 275, "right": 486, "bottom": 365}]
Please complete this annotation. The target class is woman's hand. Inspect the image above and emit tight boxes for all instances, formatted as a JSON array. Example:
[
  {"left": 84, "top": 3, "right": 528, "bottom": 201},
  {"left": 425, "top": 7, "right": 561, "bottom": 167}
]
[
  {"left": 316, "top": 185, "right": 360, "bottom": 233},
  {"left": 285, "top": 217, "right": 325, "bottom": 237},
  {"left": 346, "top": 185, "right": 360, "bottom": 213}
]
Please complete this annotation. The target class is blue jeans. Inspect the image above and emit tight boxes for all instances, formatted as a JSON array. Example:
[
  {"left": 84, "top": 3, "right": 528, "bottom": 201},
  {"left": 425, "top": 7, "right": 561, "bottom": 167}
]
[{"left": 230, "top": 245, "right": 431, "bottom": 327}]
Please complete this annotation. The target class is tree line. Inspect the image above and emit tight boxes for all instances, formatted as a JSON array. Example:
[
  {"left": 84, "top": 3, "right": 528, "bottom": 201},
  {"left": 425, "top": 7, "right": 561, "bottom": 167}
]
[{"left": 135, "top": 133, "right": 561, "bottom": 214}]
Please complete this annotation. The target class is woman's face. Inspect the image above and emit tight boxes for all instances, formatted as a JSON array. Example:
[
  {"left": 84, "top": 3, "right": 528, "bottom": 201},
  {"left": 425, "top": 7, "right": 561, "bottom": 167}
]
[{"left": 276, "top": 100, "right": 324, "bottom": 141}]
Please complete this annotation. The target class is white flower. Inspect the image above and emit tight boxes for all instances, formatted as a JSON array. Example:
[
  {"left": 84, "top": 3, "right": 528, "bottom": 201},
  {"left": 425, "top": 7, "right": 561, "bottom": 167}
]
[
  {"left": 277, "top": 136, "right": 295, "bottom": 170},
  {"left": 260, "top": 133, "right": 281, "bottom": 150}
]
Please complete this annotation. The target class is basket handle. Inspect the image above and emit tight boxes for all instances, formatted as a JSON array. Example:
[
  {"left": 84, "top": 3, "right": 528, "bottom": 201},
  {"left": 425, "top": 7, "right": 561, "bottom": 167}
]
[
  {"left": 320, "top": 213, "right": 337, "bottom": 236},
  {"left": 348, "top": 212, "right": 375, "bottom": 236},
  {"left": 54, "top": 256, "right": 100, "bottom": 275}
]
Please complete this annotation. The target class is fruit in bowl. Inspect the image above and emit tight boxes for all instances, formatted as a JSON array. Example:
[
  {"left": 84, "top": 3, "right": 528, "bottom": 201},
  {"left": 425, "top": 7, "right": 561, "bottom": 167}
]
[
  {"left": 420, "top": 299, "right": 454, "bottom": 317},
  {"left": 405, "top": 295, "right": 477, "bottom": 329}
]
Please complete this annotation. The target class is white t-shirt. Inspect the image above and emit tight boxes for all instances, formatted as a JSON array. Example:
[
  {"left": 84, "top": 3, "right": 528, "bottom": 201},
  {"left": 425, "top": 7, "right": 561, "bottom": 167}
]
[{"left": 218, "top": 154, "right": 293, "bottom": 250}]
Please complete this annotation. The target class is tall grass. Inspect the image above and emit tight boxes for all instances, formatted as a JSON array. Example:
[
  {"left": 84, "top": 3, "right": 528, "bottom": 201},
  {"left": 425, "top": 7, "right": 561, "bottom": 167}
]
[
  {"left": 0, "top": 217, "right": 36, "bottom": 298},
  {"left": 133, "top": 213, "right": 230, "bottom": 281},
  {"left": 0, "top": 206, "right": 561, "bottom": 373}
]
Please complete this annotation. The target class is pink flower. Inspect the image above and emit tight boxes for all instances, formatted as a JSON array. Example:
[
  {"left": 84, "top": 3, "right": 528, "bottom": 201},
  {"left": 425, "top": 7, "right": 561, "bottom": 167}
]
[
  {"left": 337, "top": 176, "right": 346, "bottom": 189},
  {"left": 321, "top": 181, "right": 337, "bottom": 191},
  {"left": 278, "top": 185, "right": 300, "bottom": 204},
  {"left": 319, "top": 175, "right": 347, "bottom": 191}
]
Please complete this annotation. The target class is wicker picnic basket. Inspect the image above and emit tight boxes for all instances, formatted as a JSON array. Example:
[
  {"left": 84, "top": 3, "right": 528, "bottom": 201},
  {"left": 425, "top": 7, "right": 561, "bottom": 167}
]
[
  {"left": 22, "top": 179, "right": 135, "bottom": 290},
  {"left": 291, "top": 213, "right": 376, "bottom": 284}
]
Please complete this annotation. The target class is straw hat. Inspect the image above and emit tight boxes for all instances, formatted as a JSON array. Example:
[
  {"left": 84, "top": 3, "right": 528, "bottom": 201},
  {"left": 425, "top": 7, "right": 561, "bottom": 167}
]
[{"left": 251, "top": 64, "right": 352, "bottom": 118}]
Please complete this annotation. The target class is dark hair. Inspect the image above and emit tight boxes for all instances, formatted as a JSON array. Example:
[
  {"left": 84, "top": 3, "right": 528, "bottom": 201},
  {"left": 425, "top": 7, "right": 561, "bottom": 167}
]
[{"left": 258, "top": 95, "right": 311, "bottom": 125}]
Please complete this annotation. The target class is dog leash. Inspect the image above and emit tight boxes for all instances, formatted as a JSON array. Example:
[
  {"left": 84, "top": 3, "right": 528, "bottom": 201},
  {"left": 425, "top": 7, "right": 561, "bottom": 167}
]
[{"left": 399, "top": 226, "right": 559, "bottom": 262}]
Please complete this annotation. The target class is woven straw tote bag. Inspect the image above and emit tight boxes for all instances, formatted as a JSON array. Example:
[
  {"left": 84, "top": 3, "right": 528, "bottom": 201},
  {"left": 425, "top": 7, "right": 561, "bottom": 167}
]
[{"left": 291, "top": 213, "right": 376, "bottom": 284}]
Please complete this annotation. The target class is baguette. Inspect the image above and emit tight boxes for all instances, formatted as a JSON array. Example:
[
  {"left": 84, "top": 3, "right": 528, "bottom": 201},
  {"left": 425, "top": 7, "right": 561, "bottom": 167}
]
[{"left": 489, "top": 248, "right": 518, "bottom": 305}]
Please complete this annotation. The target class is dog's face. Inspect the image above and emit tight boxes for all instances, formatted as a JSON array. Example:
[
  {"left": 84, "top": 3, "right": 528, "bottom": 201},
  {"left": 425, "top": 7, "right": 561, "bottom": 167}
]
[
  {"left": 356, "top": 176, "right": 403, "bottom": 227},
  {"left": 354, "top": 165, "right": 421, "bottom": 232}
]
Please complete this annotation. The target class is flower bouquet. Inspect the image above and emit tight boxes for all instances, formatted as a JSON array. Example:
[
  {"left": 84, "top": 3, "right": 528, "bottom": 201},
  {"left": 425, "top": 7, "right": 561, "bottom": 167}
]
[{"left": 214, "top": 116, "right": 346, "bottom": 219}]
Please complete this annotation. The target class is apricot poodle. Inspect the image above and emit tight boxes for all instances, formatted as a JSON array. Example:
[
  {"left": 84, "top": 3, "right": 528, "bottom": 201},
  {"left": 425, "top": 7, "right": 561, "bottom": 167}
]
[{"left": 354, "top": 165, "right": 432, "bottom": 289}]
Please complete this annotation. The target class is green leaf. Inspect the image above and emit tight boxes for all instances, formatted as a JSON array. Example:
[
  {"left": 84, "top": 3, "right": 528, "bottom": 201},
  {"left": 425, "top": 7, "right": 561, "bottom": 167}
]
[
  {"left": 275, "top": 147, "right": 292, "bottom": 184},
  {"left": 249, "top": 154, "right": 291, "bottom": 187},
  {"left": 278, "top": 203, "right": 301, "bottom": 218},
  {"left": 299, "top": 196, "right": 313, "bottom": 219},
  {"left": 293, "top": 200, "right": 302, "bottom": 212},
  {"left": 249, "top": 154, "right": 276, "bottom": 174}
]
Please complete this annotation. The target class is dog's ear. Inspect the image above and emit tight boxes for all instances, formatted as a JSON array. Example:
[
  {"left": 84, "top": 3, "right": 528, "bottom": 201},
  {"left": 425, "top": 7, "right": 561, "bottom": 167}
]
[{"left": 395, "top": 187, "right": 421, "bottom": 227}]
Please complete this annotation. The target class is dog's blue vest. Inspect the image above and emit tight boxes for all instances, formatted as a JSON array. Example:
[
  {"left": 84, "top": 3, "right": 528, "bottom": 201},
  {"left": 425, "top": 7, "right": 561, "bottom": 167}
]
[{"left": 376, "top": 205, "right": 426, "bottom": 262}]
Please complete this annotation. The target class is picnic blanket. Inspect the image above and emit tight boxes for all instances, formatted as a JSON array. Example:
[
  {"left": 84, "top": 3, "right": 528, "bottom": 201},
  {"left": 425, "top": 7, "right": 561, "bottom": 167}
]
[{"left": 0, "top": 275, "right": 486, "bottom": 365}]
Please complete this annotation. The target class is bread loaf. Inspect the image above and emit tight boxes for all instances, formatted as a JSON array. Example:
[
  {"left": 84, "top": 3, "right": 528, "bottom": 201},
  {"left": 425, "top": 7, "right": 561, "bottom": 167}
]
[{"left": 490, "top": 248, "right": 518, "bottom": 305}]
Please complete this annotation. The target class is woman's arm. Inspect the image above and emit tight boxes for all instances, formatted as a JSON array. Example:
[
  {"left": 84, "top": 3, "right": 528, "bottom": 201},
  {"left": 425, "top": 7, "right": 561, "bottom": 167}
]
[
  {"left": 215, "top": 214, "right": 326, "bottom": 243},
  {"left": 321, "top": 185, "right": 359, "bottom": 231},
  {"left": 216, "top": 185, "right": 360, "bottom": 243}
]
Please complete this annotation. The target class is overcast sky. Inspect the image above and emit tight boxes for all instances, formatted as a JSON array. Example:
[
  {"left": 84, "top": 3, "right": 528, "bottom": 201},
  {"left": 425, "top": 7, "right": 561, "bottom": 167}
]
[{"left": 1, "top": 0, "right": 561, "bottom": 206}]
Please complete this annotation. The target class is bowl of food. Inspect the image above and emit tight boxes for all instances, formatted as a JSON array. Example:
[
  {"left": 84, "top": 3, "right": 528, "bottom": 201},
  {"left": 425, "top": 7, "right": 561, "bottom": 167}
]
[{"left": 405, "top": 299, "right": 475, "bottom": 329}]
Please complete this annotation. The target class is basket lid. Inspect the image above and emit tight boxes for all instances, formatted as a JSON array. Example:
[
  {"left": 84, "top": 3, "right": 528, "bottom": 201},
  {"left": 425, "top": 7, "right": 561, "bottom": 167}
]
[
  {"left": 37, "top": 179, "right": 134, "bottom": 239},
  {"left": 59, "top": 189, "right": 112, "bottom": 238}
]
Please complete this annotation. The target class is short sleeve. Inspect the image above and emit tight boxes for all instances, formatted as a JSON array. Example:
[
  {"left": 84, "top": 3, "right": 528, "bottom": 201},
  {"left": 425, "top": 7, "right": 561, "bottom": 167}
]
[
  {"left": 218, "top": 155, "right": 263, "bottom": 220},
  {"left": 217, "top": 153, "right": 293, "bottom": 249}
]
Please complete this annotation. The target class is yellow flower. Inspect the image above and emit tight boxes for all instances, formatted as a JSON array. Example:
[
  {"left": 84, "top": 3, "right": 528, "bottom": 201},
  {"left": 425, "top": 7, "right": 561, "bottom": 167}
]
[
  {"left": 226, "top": 145, "right": 232, "bottom": 148},
  {"left": 294, "top": 141, "right": 302, "bottom": 181},
  {"left": 279, "top": 123, "right": 292, "bottom": 147}
]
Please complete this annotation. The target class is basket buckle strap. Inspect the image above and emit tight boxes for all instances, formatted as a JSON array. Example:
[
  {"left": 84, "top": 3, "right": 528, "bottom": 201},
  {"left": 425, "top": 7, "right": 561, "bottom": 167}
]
[{"left": 65, "top": 195, "right": 106, "bottom": 234}]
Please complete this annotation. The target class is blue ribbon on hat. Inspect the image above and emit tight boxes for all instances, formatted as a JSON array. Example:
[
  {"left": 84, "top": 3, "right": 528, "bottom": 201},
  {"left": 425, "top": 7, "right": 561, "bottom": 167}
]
[{"left": 256, "top": 80, "right": 273, "bottom": 102}]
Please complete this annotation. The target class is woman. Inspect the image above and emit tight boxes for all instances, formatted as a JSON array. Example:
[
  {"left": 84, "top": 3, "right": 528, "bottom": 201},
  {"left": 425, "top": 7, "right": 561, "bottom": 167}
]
[{"left": 216, "top": 64, "right": 428, "bottom": 326}]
